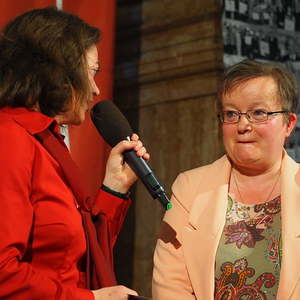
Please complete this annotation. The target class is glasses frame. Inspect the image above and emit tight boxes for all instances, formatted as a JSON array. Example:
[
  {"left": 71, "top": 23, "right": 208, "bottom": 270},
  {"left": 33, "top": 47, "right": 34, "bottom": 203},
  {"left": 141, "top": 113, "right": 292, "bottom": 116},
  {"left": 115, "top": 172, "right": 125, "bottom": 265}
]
[{"left": 219, "top": 110, "right": 290, "bottom": 124}]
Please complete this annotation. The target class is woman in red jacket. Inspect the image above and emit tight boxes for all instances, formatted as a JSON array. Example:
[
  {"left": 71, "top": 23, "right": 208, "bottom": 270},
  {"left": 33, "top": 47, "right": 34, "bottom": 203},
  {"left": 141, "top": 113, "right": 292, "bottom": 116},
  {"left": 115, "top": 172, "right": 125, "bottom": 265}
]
[{"left": 0, "top": 7, "right": 148, "bottom": 300}]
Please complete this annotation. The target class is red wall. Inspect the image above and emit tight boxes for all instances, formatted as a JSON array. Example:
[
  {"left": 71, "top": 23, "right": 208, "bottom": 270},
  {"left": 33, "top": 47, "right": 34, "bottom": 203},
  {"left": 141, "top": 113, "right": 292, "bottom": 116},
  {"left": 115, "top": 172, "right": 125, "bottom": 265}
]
[{"left": 0, "top": 0, "right": 55, "bottom": 28}]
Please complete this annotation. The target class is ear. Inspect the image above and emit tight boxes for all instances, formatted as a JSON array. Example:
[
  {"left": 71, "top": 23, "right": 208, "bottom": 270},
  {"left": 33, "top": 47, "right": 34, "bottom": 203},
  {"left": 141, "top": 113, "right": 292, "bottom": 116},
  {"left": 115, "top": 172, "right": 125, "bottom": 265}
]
[{"left": 286, "top": 113, "right": 297, "bottom": 137}]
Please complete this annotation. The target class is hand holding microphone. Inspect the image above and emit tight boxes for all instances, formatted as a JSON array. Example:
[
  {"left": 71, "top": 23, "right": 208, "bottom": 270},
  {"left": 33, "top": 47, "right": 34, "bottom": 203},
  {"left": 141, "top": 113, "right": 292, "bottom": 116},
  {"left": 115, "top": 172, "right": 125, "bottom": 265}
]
[
  {"left": 91, "top": 100, "right": 172, "bottom": 210},
  {"left": 102, "top": 133, "right": 148, "bottom": 194}
]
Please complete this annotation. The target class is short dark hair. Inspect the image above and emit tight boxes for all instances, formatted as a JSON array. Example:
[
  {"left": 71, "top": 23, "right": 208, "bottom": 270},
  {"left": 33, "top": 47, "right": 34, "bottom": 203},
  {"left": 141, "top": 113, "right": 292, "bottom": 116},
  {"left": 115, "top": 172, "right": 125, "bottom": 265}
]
[
  {"left": 217, "top": 59, "right": 298, "bottom": 114},
  {"left": 0, "top": 7, "right": 100, "bottom": 116}
]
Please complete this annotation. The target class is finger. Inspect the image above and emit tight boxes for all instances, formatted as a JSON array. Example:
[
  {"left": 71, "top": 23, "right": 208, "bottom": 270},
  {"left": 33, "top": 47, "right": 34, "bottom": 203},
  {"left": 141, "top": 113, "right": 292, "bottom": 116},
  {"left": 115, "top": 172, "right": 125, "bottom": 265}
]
[
  {"left": 134, "top": 140, "right": 143, "bottom": 151},
  {"left": 142, "top": 153, "right": 150, "bottom": 161},
  {"left": 136, "top": 146, "right": 146, "bottom": 157},
  {"left": 118, "top": 285, "right": 138, "bottom": 296},
  {"left": 126, "top": 290, "right": 138, "bottom": 296},
  {"left": 111, "top": 140, "right": 138, "bottom": 154},
  {"left": 131, "top": 133, "right": 139, "bottom": 141}
]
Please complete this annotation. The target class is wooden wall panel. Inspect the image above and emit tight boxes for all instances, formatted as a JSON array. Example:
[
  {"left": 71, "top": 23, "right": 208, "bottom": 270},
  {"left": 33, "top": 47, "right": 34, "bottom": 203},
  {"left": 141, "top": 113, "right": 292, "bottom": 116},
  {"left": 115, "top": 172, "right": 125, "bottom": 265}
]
[{"left": 114, "top": 0, "right": 224, "bottom": 296}]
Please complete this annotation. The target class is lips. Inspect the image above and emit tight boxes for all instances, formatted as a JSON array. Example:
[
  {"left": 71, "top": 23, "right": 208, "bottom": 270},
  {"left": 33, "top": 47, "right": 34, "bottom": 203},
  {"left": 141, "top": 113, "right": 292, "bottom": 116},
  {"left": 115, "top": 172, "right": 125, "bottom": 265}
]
[{"left": 237, "top": 140, "right": 255, "bottom": 143}]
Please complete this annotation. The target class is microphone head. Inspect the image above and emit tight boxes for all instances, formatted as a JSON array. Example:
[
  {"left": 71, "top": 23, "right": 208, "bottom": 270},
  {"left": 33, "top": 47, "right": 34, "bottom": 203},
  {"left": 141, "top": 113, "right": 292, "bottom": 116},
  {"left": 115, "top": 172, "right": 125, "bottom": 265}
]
[{"left": 90, "top": 100, "right": 133, "bottom": 147}]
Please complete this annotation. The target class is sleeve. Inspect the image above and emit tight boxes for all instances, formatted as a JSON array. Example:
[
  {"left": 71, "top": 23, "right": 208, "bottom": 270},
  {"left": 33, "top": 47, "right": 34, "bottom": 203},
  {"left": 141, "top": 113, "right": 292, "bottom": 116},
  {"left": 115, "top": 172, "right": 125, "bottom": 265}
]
[
  {"left": 152, "top": 173, "right": 196, "bottom": 300},
  {"left": 92, "top": 189, "right": 131, "bottom": 250},
  {"left": 0, "top": 124, "right": 94, "bottom": 300}
]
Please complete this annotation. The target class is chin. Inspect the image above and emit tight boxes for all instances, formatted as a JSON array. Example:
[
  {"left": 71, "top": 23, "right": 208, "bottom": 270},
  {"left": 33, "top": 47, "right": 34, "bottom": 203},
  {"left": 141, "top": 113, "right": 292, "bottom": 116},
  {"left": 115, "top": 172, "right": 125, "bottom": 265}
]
[
  {"left": 71, "top": 118, "right": 85, "bottom": 125},
  {"left": 229, "top": 149, "right": 261, "bottom": 166},
  {"left": 233, "top": 153, "right": 265, "bottom": 170},
  {"left": 70, "top": 112, "right": 86, "bottom": 125},
  {"left": 235, "top": 156, "right": 259, "bottom": 165}
]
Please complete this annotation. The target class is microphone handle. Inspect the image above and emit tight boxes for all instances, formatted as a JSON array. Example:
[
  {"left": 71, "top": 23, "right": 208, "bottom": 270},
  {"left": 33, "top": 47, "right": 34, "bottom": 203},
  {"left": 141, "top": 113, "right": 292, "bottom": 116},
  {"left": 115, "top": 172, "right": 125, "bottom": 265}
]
[{"left": 123, "top": 150, "right": 172, "bottom": 210}]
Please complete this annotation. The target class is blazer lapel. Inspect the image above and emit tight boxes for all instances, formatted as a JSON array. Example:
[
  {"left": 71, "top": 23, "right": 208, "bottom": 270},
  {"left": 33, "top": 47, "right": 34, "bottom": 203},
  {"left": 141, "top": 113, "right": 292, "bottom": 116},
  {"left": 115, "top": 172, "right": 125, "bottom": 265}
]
[
  {"left": 182, "top": 156, "right": 231, "bottom": 300},
  {"left": 277, "top": 154, "right": 300, "bottom": 300}
]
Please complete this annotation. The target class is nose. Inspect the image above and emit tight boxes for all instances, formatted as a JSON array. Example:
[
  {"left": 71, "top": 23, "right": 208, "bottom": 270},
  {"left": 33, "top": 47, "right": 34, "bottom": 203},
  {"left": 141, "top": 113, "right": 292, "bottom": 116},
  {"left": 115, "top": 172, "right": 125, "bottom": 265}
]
[
  {"left": 237, "top": 113, "right": 252, "bottom": 132},
  {"left": 91, "top": 78, "right": 100, "bottom": 96}
]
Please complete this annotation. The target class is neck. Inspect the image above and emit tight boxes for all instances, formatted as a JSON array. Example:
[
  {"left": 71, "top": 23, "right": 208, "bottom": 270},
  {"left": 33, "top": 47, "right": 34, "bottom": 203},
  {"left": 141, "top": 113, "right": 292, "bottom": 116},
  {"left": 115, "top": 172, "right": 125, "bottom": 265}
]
[
  {"left": 233, "top": 161, "right": 281, "bottom": 180},
  {"left": 230, "top": 152, "right": 283, "bottom": 178},
  {"left": 230, "top": 157, "right": 282, "bottom": 205},
  {"left": 229, "top": 161, "right": 281, "bottom": 204}
]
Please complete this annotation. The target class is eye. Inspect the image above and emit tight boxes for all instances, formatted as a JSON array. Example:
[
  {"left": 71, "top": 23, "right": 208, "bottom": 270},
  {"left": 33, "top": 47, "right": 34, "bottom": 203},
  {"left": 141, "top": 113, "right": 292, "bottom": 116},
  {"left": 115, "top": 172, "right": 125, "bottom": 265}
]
[
  {"left": 252, "top": 109, "right": 267, "bottom": 117},
  {"left": 224, "top": 110, "right": 239, "bottom": 119},
  {"left": 89, "top": 67, "right": 100, "bottom": 77}
]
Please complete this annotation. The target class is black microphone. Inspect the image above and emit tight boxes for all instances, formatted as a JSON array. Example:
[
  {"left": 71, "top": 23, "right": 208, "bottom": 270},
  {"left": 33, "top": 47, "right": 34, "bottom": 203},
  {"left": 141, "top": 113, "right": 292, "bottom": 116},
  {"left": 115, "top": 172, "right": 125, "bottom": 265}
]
[{"left": 90, "top": 100, "right": 172, "bottom": 210}]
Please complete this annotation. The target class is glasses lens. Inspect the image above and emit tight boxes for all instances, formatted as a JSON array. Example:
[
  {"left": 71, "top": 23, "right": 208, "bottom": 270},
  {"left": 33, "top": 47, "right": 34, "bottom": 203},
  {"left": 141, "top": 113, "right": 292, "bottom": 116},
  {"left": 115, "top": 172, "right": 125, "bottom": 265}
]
[
  {"left": 249, "top": 110, "right": 268, "bottom": 122},
  {"left": 223, "top": 111, "right": 239, "bottom": 123}
]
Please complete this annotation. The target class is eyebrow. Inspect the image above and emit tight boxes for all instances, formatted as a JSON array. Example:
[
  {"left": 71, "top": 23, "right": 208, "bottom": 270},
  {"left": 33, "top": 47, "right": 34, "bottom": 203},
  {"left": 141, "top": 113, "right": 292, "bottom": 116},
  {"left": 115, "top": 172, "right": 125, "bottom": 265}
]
[{"left": 223, "top": 101, "right": 271, "bottom": 108}]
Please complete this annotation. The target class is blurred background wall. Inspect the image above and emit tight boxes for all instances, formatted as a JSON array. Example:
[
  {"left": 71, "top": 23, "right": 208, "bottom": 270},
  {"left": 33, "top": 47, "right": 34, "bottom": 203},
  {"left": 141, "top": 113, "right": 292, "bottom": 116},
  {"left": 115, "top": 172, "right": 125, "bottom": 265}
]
[{"left": 113, "top": 0, "right": 224, "bottom": 296}]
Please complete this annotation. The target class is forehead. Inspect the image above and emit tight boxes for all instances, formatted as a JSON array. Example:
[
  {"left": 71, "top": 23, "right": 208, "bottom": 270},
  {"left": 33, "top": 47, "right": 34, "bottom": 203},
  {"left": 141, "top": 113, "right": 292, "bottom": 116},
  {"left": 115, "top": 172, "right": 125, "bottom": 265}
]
[
  {"left": 86, "top": 44, "right": 99, "bottom": 66},
  {"left": 222, "top": 76, "right": 281, "bottom": 108}
]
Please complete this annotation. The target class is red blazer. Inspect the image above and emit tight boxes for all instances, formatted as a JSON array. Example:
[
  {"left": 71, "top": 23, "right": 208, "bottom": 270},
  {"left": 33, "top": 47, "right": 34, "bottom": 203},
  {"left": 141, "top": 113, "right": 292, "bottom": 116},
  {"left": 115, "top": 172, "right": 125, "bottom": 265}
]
[{"left": 0, "top": 107, "right": 130, "bottom": 300}]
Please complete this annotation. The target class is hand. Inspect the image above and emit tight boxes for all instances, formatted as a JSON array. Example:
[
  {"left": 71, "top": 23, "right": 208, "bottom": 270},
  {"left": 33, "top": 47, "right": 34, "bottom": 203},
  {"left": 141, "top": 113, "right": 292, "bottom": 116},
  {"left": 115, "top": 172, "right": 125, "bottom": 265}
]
[
  {"left": 103, "top": 134, "right": 150, "bottom": 193},
  {"left": 92, "top": 285, "right": 138, "bottom": 300}
]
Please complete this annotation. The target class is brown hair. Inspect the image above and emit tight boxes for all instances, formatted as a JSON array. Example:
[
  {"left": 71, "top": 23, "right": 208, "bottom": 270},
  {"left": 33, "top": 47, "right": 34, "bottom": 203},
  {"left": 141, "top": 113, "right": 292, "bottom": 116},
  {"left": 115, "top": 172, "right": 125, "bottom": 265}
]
[
  {"left": 0, "top": 7, "right": 100, "bottom": 116},
  {"left": 217, "top": 59, "right": 298, "bottom": 115}
]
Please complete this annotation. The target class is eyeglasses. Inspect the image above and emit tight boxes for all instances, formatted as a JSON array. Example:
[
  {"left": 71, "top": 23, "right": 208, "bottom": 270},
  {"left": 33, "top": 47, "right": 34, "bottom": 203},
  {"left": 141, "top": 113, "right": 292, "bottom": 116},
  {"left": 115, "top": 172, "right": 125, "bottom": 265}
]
[{"left": 219, "top": 109, "right": 289, "bottom": 124}]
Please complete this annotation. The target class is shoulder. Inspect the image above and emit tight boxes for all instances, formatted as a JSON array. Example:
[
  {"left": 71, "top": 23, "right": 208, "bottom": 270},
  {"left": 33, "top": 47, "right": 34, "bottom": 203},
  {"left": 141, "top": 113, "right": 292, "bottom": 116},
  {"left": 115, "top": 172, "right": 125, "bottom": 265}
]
[
  {"left": 172, "top": 155, "right": 228, "bottom": 191},
  {"left": 0, "top": 110, "right": 36, "bottom": 158},
  {"left": 282, "top": 152, "right": 300, "bottom": 181},
  {"left": 171, "top": 155, "right": 229, "bottom": 211},
  {"left": 0, "top": 111, "right": 31, "bottom": 138}
]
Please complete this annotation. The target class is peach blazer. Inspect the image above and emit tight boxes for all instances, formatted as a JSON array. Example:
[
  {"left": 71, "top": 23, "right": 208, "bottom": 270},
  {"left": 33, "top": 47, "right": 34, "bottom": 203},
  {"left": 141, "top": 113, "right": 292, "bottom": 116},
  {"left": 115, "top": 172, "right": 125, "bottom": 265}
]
[{"left": 153, "top": 153, "right": 300, "bottom": 300}]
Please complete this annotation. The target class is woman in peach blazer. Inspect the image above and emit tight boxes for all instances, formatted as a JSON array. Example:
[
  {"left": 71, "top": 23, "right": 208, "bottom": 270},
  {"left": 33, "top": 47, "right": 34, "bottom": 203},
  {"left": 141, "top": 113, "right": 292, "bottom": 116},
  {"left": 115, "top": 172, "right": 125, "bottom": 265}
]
[{"left": 153, "top": 60, "right": 300, "bottom": 300}]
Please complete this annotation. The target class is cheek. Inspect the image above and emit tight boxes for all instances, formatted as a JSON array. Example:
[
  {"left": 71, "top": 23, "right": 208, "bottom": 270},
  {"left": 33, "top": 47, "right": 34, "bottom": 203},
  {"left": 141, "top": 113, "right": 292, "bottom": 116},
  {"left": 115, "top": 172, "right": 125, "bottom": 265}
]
[
  {"left": 255, "top": 121, "right": 288, "bottom": 147},
  {"left": 69, "top": 104, "right": 85, "bottom": 124},
  {"left": 253, "top": 125, "right": 270, "bottom": 138},
  {"left": 76, "top": 105, "right": 86, "bottom": 119},
  {"left": 222, "top": 125, "right": 237, "bottom": 154},
  {"left": 222, "top": 125, "right": 235, "bottom": 143}
]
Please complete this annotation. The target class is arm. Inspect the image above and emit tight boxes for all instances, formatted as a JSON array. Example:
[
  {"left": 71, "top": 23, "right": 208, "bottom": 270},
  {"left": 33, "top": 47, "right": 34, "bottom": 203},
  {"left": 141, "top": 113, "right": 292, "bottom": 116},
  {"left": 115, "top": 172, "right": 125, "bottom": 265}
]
[
  {"left": 86, "top": 133, "right": 149, "bottom": 297},
  {"left": 90, "top": 133, "right": 149, "bottom": 252},
  {"left": 93, "top": 189, "right": 131, "bottom": 247},
  {"left": 0, "top": 125, "right": 93, "bottom": 300},
  {"left": 89, "top": 189, "right": 131, "bottom": 268},
  {"left": 152, "top": 173, "right": 196, "bottom": 300}
]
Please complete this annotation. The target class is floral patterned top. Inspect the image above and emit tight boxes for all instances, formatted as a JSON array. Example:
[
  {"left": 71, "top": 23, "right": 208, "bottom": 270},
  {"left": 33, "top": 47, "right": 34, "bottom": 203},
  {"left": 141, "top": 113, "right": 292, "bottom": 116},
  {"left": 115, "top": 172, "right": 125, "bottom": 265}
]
[{"left": 214, "top": 195, "right": 282, "bottom": 300}]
